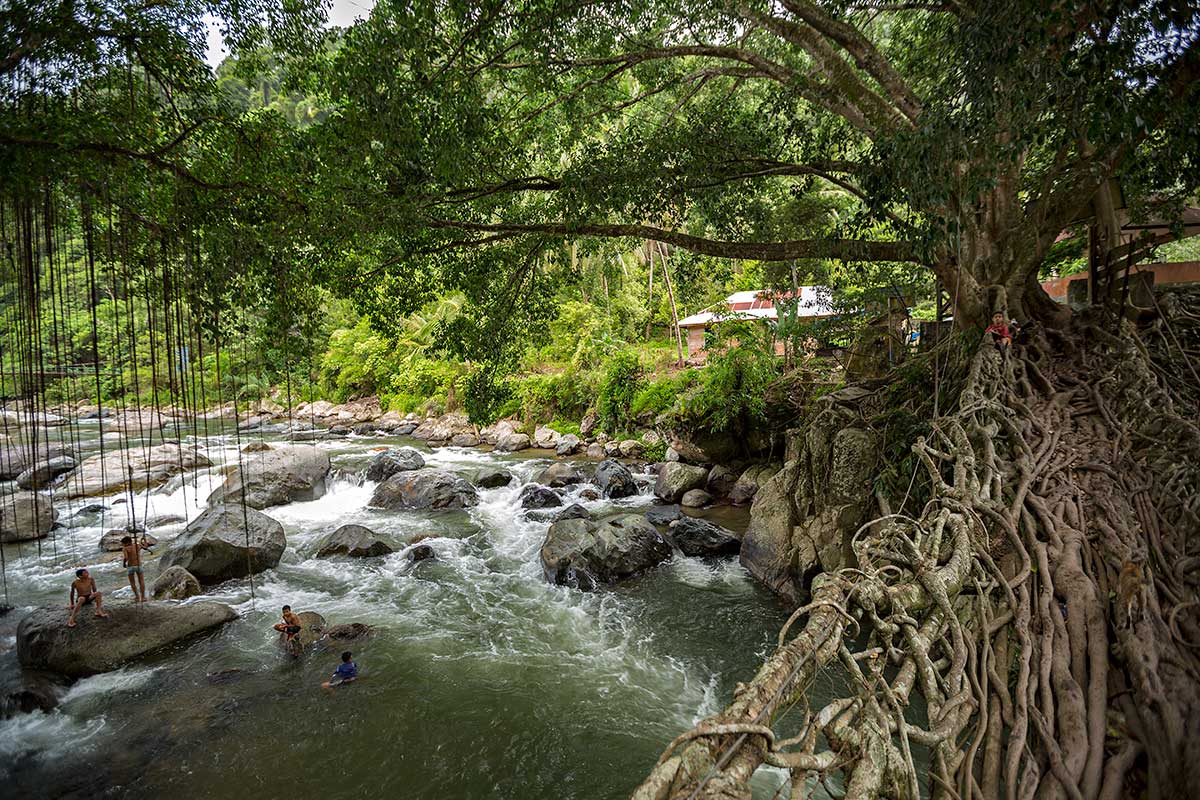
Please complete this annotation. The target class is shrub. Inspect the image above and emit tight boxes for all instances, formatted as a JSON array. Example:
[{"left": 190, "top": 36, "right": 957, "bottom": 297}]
[
  {"left": 596, "top": 350, "right": 643, "bottom": 432},
  {"left": 631, "top": 370, "right": 697, "bottom": 419},
  {"left": 462, "top": 364, "right": 514, "bottom": 426},
  {"left": 686, "top": 323, "right": 778, "bottom": 433}
]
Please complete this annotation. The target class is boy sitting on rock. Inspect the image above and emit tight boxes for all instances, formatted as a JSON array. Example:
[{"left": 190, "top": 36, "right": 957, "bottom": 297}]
[{"left": 67, "top": 568, "right": 109, "bottom": 628}]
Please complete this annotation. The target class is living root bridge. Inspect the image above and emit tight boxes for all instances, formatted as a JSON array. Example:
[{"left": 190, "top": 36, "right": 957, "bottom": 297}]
[{"left": 632, "top": 310, "right": 1200, "bottom": 800}]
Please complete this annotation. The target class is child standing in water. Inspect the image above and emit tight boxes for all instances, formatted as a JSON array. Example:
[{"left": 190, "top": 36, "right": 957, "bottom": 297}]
[
  {"left": 121, "top": 535, "right": 153, "bottom": 602},
  {"left": 322, "top": 651, "right": 358, "bottom": 688}
]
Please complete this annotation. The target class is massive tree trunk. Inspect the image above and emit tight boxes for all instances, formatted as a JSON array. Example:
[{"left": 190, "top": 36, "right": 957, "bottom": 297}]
[{"left": 632, "top": 294, "right": 1200, "bottom": 799}]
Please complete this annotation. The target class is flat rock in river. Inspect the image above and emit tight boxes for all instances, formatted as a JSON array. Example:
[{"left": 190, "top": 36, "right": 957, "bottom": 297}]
[
  {"left": 65, "top": 444, "right": 210, "bottom": 498},
  {"left": 16, "top": 600, "right": 237, "bottom": 677},
  {"left": 654, "top": 463, "right": 709, "bottom": 503},
  {"left": 668, "top": 516, "right": 741, "bottom": 556},
  {"left": 207, "top": 445, "right": 330, "bottom": 509}
]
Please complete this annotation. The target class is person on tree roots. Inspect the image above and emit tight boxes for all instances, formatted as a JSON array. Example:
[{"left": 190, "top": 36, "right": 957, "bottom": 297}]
[
  {"left": 121, "top": 535, "right": 153, "bottom": 602},
  {"left": 985, "top": 311, "right": 1013, "bottom": 355},
  {"left": 67, "top": 568, "right": 109, "bottom": 628},
  {"left": 274, "top": 605, "right": 303, "bottom": 649}
]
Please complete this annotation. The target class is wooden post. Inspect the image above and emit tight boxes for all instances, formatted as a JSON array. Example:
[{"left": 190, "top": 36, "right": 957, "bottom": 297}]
[
  {"left": 656, "top": 242, "right": 684, "bottom": 366},
  {"left": 645, "top": 247, "right": 655, "bottom": 341}
]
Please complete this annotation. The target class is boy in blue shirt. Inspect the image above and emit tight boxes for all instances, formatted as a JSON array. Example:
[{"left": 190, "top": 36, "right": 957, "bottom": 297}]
[{"left": 322, "top": 651, "right": 358, "bottom": 688}]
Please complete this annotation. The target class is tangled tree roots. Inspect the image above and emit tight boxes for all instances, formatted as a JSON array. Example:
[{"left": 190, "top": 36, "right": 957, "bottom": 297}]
[{"left": 633, "top": 308, "right": 1200, "bottom": 800}]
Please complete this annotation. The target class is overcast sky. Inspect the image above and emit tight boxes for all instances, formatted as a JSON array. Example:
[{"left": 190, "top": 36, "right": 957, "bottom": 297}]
[{"left": 204, "top": 0, "right": 377, "bottom": 67}]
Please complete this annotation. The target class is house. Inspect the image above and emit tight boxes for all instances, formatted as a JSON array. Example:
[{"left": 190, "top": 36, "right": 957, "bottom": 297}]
[{"left": 675, "top": 288, "right": 837, "bottom": 364}]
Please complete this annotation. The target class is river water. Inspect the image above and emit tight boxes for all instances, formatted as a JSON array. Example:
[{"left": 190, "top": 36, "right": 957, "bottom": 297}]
[{"left": 0, "top": 422, "right": 797, "bottom": 799}]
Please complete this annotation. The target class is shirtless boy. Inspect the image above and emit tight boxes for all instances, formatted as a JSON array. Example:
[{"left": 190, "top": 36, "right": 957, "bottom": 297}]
[
  {"left": 273, "top": 605, "right": 303, "bottom": 643},
  {"left": 67, "top": 568, "right": 109, "bottom": 628},
  {"left": 121, "top": 535, "right": 153, "bottom": 602}
]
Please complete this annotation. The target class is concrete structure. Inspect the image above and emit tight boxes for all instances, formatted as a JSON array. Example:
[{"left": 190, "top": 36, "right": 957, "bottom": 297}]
[
  {"left": 676, "top": 288, "right": 836, "bottom": 364},
  {"left": 1040, "top": 260, "right": 1200, "bottom": 303}
]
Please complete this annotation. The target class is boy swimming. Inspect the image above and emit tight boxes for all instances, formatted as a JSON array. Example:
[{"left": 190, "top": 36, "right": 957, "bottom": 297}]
[{"left": 322, "top": 651, "right": 358, "bottom": 688}]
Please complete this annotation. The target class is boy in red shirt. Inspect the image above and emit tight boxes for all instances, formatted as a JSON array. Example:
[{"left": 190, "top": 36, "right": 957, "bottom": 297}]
[{"left": 985, "top": 311, "right": 1012, "bottom": 353}]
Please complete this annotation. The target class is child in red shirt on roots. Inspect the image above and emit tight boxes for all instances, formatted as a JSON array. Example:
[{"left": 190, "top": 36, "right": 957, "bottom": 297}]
[{"left": 985, "top": 311, "right": 1012, "bottom": 354}]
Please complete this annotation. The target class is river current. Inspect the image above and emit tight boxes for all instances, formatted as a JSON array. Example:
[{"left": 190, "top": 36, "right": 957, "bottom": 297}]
[{"left": 0, "top": 421, "right": 797, "bottom": 799}]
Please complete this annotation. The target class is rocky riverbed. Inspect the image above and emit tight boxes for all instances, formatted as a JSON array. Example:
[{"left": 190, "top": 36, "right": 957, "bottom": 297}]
[{"left": 0, "top": 410, "right": 805, "bottom": 799}]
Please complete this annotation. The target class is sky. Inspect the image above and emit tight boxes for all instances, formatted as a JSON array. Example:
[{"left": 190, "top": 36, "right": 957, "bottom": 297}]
[{"left": 204, "top": 0, "right": 377, "bottom": 67}]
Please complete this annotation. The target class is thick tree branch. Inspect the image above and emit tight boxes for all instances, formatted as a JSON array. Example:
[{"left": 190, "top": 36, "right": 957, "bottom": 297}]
[{"left": 421, "top": 217, "right": 920, "bottom": 262}]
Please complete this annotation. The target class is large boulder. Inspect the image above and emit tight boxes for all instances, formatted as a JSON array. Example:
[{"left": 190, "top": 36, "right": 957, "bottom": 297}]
[
  {"left": 519, "top": 484, "right": 563, "bottom": 509},
  {"left": 540, "top": 513, "right": 671, "bottom": 590},
  {"left": 475, "top": 468, "right": 513, "bottom": 488},
  {"left": 99, "top": 531, "right": 156, "bottom": 552},
  {"left": 65, "top": 444, "right": 210, "bottom": 498},
  {"left": 315, "top": 524, "right": 395, "bottom": 558},
  {"left": 680, "top": 489, "right": 712, "bottom": 508},
  {"left": 668, "top": 516, "right": 741, "bottom": 557},
  {"left": 585, "top": 443, "right": 606, "bottom": 459},
  {"left": 618, "top": 439, "right": 645, "bottom": 458},
  {"left": 16, "top": 601, "right": 237, "bottom": 677},
  {"left": 591, "top": 459, "right": 638, "bottom": 499},
  {"left": 0, "top": 442, "right": 75, "bottom": 481},
  {"left": 370, "top": 470, "right": 478, "bottom": 511},
  {"left": 16, "top": 456, "right": 77, "bottom": 490},
  {"left": 0, "top": 491, "right": 57, "bottom": 543},
  {"left": 364, "top": 447, "right": 426, "bottom": 482},
  {"left": 151, "top": 566, "right": 202, "bottom": 601},
  {"left": 411, "top": 413, "right": 473, "bottom": 443},
  {"left": 207, "top": 445, "right": 330, "bottom": 509},
  {"left": 536, "top": 462, "right": 584, "bottom": 488},
  {"left": 555, "top": 434, "right": 582, "bottom": 456},
  {"left": 706, "top": 465, "right": 739, "bottom": 497},
  {"left": 654, "top": 463, "right": 709, "bottom": 503},
  {"left": 288, "top": 611, "right": 326, "bottom": 650},
  {"left": 494, "top": 432, "right": 531, "bottom": 453},
  {"left": 533, "top": 426, "right": 561, "bottom": 449},
  {"left": 158, "top": 504, "right": 287, "bottom": 585},
  {"left": 741, "top": 418, "right": 878, "bottom": 604},
  {"left": 728, "top": 464, "right": 781, "bottom": 505}
]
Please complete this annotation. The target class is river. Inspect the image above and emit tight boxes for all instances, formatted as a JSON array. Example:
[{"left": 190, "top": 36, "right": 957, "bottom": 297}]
[{"left": 0, "top": 421, "right": 796, "bottom": 799}]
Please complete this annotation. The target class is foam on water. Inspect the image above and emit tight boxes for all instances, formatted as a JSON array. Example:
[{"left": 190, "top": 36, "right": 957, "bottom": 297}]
[{"left": 0, "top": 430, "right": 789, "bottom": 798}]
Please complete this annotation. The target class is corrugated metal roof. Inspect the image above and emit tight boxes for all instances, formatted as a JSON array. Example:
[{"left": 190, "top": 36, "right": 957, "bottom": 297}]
[{"left": 677, "top": 287, "right": 836, "bottom": 328}]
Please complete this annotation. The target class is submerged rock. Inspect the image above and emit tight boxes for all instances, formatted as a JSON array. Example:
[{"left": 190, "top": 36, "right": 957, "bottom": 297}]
[
  {"left": 654, "top": 463, "right": 709, "bottom": 503},
  {"left": 158, "top": 504, "right": 287, "bottom": 585},
  {"left": 519, "top": 484, "right": 562, "bottom": 509},
  {"left": 680, "top": 489, "right": 712, "bottom": 508},
  {"left": 365, "top": 447, "right": 426, "bottom": 481},
  {"left": 0, "top": 491, "right": 57, "bottom": 543},
  {"left": 16, "top": 601, "right": 238, "bottom": 677},
  {"left": 151, "top": 566, "right": 202, "bottom": 601},
  {"left": 315, "top": 524, "right": 395, "bottom": 558},
  {"left": 370, "top": 469, "right": 478, "bottom": 511},
  {"left": 207, "top": 445, "right": 331, "bottom": 509},
  {"left": 475, "top": 467, "right": 513, "bottom": 488},
  {"left": 407, "top": 543, "right": 436, "bottom": 563},
  {"left": 591, "top": 459, "right": 638, "bottom": 499},
  {"left": 323, "top": 622, "right": 375, "bottom": 642},
  {"left": 536, "top": 462, "right": 584, "bottom": 488},
  {"left": 540, "top": 513, "right": 671, "bottom": 590},
  {"left": 1, "top": 669, "right": 69, "bottom": 718},
  {"left": 668, "top": 516, "right": 741, "bottom": 557}
]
